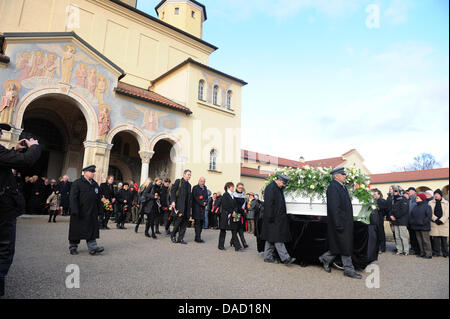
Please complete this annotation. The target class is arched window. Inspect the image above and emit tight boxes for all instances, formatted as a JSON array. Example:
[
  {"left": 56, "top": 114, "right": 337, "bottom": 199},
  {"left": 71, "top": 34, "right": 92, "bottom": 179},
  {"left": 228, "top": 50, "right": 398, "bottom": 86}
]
[
  {"left": 198, "top": 80, "right": 205, "bottom": 101},
  {"left": 209, "top": 149, "right": 217, "bottom": 171},
  {"left": 213, "top": 85, "right": 219, "bottom": 105},
  {"left": 226, "top": 90, "right": 232, "bottom": 109}
]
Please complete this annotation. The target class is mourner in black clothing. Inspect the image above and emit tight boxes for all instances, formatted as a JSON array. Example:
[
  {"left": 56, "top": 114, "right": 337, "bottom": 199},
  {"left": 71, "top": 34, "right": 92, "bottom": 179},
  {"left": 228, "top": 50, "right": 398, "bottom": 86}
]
[
  {"left": 56, "top": 176, "right": 71, "bottom": 216},
  {"left": 218, "top": 182, "right": 241, "bottom": 251},
  {"left": 373, "top": 189, "right": 388, "bottom": 253},
  {"left": 410, "top": 193, "right": 433, "bottom": 258},
  {"left": 261, "top": 175, "right": 296, "bottom": 265},
  {"left": 99, "top": 176, "right": 115, "bottom": 229},
  {"left": 27, "top": 175, "right": 44, "bottom": 215},
  {"left": 135, "top": 178, "right": 152, "bottom": 233},
  {"left": 213, "top": 192, "right": 222, "bottom": 229},
  {"left": 170, "top": 170, "right": 192, "bottom": 244},
  {"left": 0, "top": 123, "right": 41, "bottom": 297},
  {"left": 232, "top": 183, "right": 248, "bottom": 249},
  {"left": 142, "top": 177, "right": 163, "bottom": 239},
  {"left": 161, "top": 179, "right": 172, "bottom": 235},
  {"left": 318, "top": 167, "right": 362, "bottom": 279},
  {"left": 192, "top": 177, "right": 208, "bottom": 243},
  {"left": 116, "top": 183, "right": 133, "bottom": 229},
  {"left": 68, "top": 165, "right": 104, "bottom": 256}
]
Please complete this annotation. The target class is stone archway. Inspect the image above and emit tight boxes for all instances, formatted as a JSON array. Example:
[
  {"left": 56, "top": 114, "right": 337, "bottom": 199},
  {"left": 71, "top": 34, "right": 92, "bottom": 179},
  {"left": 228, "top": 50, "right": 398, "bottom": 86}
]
[{"left": 149, "top": 132, "right": 183, "bottom": 182}]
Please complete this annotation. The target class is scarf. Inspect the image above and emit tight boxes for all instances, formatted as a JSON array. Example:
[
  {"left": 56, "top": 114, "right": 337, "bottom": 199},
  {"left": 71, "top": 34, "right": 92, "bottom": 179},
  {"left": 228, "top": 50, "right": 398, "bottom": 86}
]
[{"left": 434, "top": 199, "right": 443, "bottom": 219}]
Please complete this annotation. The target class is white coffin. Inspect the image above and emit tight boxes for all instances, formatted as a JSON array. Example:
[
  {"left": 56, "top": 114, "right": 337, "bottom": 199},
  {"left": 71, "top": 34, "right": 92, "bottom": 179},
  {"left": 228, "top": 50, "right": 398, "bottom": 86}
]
[{"left": 284, "top": 193, "right": 363, "bottom": 217}]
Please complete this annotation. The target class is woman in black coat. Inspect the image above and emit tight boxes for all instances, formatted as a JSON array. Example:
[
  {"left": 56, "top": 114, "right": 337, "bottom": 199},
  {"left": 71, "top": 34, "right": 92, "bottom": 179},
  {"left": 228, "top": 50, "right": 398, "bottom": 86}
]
[
  {"left": 218, "top": 182, "right": 242, "bottom": 251},
  {"left": 143, "top": 177, "right": 163, "bottom": 239},
  {"left": 409, "top": 193, "right": 433, "bottom": 258},
  {"left": 232, "top": 183, "right": 248, "bottom": 248}
]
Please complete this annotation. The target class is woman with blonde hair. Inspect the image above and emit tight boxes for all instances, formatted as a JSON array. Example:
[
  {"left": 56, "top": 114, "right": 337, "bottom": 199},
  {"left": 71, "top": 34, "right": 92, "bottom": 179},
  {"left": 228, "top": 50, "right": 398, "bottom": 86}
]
[{"left": 134, "top": 178, "right": 152, "bottom": 233}]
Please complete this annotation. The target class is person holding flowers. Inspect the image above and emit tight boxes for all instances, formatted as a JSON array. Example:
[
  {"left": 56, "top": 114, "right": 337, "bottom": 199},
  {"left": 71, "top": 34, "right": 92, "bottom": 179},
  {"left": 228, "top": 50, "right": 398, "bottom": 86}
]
[
  {"left": 192, "top": 177, "right": 209, "bottom": 243},
  {"left": 116, "top": 183, "right": 133, "bottom": 230},
  {"left": 99, "top": 176, "right": 115, "bottom": 230}
]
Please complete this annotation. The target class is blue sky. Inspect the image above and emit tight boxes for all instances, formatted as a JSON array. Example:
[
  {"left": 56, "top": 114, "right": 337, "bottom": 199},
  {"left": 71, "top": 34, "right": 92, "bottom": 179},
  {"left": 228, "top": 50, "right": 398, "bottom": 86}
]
[{"left": 138, "top": 0, "right": 449, "bottom": 173}]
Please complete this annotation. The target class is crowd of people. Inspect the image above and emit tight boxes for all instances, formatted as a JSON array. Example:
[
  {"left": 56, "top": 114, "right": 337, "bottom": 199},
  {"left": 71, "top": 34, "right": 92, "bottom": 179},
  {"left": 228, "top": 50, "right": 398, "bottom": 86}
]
[{"left": 373, "top": 186, "right": 449, "bottom": 259}]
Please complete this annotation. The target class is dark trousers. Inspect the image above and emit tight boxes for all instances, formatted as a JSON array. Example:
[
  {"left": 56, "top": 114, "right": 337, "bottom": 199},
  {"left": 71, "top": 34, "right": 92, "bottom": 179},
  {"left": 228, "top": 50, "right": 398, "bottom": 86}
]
[
  {"left": 0, "top": 218, "right": 17, "bottom": 292},
  {"left": 432, "top": 236, "right": 449, "bottom": 257},
  {"left": 237, "top": 228, "right": 247, "bottom": 247},
  {"left": 231, "top": 230, "right": 242, "bottom": 250},
  {"left": 154, "top": 213, "right": 161, "bottom": 232},
  {"left": 48, "top": 210, "right": 57, "bottom": 222},
  {"left": 415, "top": 231, "right": 432, "bottom": 257},
  {"left": 98, "top": 208, "right": 106, "bottom": 228},
  {"left": 378, "top": 216, "right": 386, "bottom": 252},
  {"left": 116, "top": 210, "right": 127, "bottom": 226},
  {"left": 172, "top": 217, "right": 188, "bottom": 241},
  {"left": 408, "top": 227, "right": 419, "bottom": 253},
  {"left": 194, "top": 219, "right": 203, "bottom": 240},
  {"left": 218, "top": 229, "right": 227, "bottom": 248},
  {"left": 163, "top": 211, "right": 172, "bottom": 233},
  {"left": 209, "top": 212, "right": 218, "bottom": 228},
  {"left": 62, "top": 206, "right": 70, "bottom": 216},
  {"left": 145, "top": 213, "right": 155, "bottom": 235}
]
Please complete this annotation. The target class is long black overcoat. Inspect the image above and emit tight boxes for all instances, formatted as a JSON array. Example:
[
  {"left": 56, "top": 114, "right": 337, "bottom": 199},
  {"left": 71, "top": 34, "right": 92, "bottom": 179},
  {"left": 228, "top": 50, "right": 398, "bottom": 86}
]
[
  {"left": 326, "top": 180, "right": 354, "bottom": 256},
  {"left": 68, "top": 177, "right": 101, "bottom": 241},
  {"left": 219, "top": 192, "right": 236, "bottom": 230},
  {"left": 261, "top": 181, "right": 291, "bottom": 243},
  {"left": 170, "top": 178, "right": 192, "bottom": 219},
  {"left": 191, "top": 185, "right": 208, "bottom": 220}
]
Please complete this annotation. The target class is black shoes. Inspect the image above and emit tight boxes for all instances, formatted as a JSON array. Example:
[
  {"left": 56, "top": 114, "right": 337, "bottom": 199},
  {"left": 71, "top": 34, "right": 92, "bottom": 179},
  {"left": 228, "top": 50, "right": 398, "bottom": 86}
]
[
  {"left": 152, "top": 234, "right": 157, "bottom": 239},
  {"left": 218, "top": 247, "right": 226, "bottom": 251},
  {"left": 243, "top": 244, "right": 249, "bottom": 249},
  {"left": 344, "top": 272, "right": 362, "bottom": 279},
  {"left": 178, "top": 240, "right": 188, "bottom": 245},
  {"left": 171, "top": 236, "right": 177, "bottom": 243},
  {"left": 155, "top": 231, "right": 162, "bottom": 235},
  {"left": 69, "top": 248, "right": 79, "bottom": 255},
  {"left": 318, "top": 256, "right": 331, "bottom": 273},
  {"left": 135, "top": 225, "right": 139, "bottom": 233},
  {"left": 195, "top": 239, "right": 205, "bottom": 243},
  {"left": 89, "top": 246, "right": 104, "bottom": 255},
  {"left": 145, "top": 232, "right": 151, "bottom": 238}
]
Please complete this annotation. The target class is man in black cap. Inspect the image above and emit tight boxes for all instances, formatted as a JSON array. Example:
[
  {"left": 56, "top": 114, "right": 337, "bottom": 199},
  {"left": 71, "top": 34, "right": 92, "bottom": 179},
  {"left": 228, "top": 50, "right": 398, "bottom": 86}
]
[
  {"left": 319, "top": 167, "right": 362, "bottom": 279},
  {"left": 261, "top": 174, "right": 296, "bottom": 265},
  {"left": 0, "top": 123, "right": 41, "bottom": 297},
  {"left": 68, "top": 165, "right": 104, "bottom": 255}
]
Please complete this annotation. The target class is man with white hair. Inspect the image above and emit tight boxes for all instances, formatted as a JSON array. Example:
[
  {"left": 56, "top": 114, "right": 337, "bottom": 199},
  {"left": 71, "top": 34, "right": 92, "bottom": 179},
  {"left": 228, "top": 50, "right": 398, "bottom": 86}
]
[
  {"left": 192, "top": 177, "right": 208, "bottom": 243},
  {"left": 56, "top": 175, "right": 71, "bottom": 216}
]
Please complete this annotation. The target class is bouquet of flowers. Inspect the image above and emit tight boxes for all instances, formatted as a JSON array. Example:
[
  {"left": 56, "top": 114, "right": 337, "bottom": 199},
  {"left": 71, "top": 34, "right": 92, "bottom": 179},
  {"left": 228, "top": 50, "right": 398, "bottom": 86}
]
[
  {"left": 233, "top": 212, "right": 241, "bottom": 223},
  {"left": 103, "top": 199, "right": 113, "bottom": 212},
  {"left": 123, "top": 204, "right": 128, "bottom": 213},
  {"left": 266, "top": 166, "right": 377, "bottom": 224}
]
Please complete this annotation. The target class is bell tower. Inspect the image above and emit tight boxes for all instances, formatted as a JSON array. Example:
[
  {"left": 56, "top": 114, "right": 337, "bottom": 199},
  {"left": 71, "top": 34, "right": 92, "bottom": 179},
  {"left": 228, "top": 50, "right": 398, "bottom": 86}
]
[{"left": 155, "top": 0, "right": 207, "bottom": 39}]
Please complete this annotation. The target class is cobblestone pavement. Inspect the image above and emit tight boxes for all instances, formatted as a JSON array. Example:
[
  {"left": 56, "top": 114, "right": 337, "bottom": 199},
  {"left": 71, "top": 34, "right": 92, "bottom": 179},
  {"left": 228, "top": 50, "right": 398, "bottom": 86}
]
[{"left": 3, "top": 216, "right": 449, "bottom": 299}]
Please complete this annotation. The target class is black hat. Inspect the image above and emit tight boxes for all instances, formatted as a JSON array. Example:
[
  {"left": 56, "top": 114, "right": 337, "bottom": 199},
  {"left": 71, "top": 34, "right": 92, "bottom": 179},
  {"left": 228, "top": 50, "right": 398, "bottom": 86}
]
[
  {"left": 434, "top": 189, "right": 443, "bottom": 197},
  {"left": 331, "top": 167, "right": 347, "bottom": 176},
  {"left": 406, "top": 187, "right": 416, "bottom": 192},
  {"left": 123, "top": 182, "right": 129, "bottom": 186},
  {"left": 0, "top": 123, "right": 11, "bottom": 131},
  {"left": 82, "top": 165, "right": 96, "bottom": 173},
  {"left": 277, "top": 174, "right": 290, "bottom": 185}
]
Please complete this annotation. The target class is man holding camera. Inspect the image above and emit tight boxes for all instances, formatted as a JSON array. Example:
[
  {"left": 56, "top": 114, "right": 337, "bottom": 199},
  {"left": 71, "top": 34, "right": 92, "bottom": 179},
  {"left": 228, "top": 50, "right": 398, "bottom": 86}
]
[{"left": 0, "top": 123, "right": 41, "bottom": 297}]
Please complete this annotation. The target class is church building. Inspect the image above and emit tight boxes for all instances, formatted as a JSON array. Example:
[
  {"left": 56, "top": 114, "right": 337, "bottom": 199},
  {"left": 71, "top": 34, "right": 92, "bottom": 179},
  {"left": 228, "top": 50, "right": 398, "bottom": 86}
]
[{"left": 0, "top": 0, "right": 247, "bottom": 192}]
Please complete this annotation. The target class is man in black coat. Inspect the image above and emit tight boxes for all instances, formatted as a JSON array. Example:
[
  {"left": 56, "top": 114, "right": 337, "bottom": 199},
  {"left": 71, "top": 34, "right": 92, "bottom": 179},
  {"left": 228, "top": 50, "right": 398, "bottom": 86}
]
[
  {"left": 56, "top": 175, "right": 71, "bottom": 216},
  {"left": 99, "top": 176, "right": 115, "bottom": 229},
  {"left": 373, "top": 189, "right": 388, "bottom": 253},
  {"left": 170, "top": 170, "right": 192, "bottom": 244},
  {"left": 192, "top": 177, "right": 208, "bottom": 243},
  {"left": 160, "top": 178, "right": 172, "bottom": 235},
  {"left": 116, "top": 183, "right": 133, "bottom": 229},
  {"left": 68, "top": 165, "right": 104, "bottom": 255},
  {"left": 261, "top": 175, "right": 296, "bottom": 265},
  {"left": 318, "top": 167, "right": 362, "bottom": 279},
  {"left": 0, "top": 123, "right": 41, "bottom": 297}
]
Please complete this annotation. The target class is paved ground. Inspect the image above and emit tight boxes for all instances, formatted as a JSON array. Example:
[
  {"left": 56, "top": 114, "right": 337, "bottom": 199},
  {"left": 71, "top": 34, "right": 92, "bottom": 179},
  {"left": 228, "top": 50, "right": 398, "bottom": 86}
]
[{"left": 3, "top": 215, "right": 449, "bottom": 299}]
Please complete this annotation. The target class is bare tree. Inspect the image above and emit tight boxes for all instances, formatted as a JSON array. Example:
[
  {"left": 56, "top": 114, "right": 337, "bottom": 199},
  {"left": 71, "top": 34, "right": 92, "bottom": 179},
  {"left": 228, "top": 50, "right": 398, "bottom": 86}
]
[{"left": 403, "top": 153, "right": 441, "bottom": 171}]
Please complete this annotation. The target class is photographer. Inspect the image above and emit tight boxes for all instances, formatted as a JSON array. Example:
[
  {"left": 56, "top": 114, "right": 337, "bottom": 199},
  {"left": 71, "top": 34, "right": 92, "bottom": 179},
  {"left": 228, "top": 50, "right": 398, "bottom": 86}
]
[{"left": 0, "top": 123, "right": 41, "bottom": 297}]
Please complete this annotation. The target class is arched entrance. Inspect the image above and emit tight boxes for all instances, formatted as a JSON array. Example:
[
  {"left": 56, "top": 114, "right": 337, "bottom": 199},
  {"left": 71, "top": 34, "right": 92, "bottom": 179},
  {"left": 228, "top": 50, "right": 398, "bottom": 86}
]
[
  {"left": 149, "top": 139, "right": 175, "bottom": 180},
  {"left": 19, "top": 93, "right": 87, "bottom": 181},
  {"left": 417, "top": 186, "right": 432, "bottom": 193},
  {"left": 108, "top": 131, "right": 141, "bottom": 184}
]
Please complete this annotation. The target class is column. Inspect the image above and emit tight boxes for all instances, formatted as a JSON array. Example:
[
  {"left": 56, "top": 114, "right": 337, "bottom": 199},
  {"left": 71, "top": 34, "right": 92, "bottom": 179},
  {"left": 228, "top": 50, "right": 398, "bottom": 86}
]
[
  {"left": 139, "top": 150, "right": 154, "bottom": 186},
  {"left": 83, "top": 140, "right": 114, "bottom": 183}
]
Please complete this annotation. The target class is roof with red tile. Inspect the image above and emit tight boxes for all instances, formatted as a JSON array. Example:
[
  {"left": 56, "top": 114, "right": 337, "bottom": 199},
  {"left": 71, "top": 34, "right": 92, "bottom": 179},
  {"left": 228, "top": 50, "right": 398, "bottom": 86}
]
[
  {"left": 370, "top": 168, "right": 449, "bottom": 184},
  {"left": 241, "top": 149, "right": 348, "bottom": 169},
  {"left": 115, "top": 81, "right": 192, "bottom": 115},
  {"left": 241, "top": 167, "right": 272, "bottom": 179}
]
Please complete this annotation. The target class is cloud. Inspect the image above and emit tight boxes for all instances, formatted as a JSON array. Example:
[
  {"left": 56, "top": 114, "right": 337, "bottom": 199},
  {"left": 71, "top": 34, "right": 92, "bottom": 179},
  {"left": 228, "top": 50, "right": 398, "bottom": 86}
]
[{"left": 384, "top": 0, "right": 411, "bottom": 24}]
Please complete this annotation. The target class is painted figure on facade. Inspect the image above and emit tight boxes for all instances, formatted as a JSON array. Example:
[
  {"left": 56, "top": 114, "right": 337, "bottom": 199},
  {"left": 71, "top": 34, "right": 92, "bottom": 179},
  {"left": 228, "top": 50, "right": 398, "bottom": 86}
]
[
  {"left": 143, "top": 110, "right": 158, "bottom": 132},
  {"left": 87, "top": 67, "right": 97, "bottom": 95},
  {"left": 43, "top": 53, "right": 59, "bottom": 78},
  {"left": 98, "top": 104, "right": 111, "bottom": 139},
  {"left": 95, "top": 75, "right": 108, "bottom": 104},
  {"left": 15, "top": 51, "right": 32, "bottom": 82},
  {"left": 0, "top": 80, "right": 20, "bottom": 124},
  {"left": 29, "top": 50, "right": 45, "bottom": 78},
  {"left": 61, "top": 44, "right": 76, "bottom": 84},
  {"left": 75, "top": 63, "right": 88, "bottom": 88}
]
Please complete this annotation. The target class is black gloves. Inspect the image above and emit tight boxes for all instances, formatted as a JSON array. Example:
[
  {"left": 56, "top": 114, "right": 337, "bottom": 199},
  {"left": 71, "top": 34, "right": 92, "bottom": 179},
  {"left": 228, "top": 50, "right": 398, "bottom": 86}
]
[{"left": 436, "top": 219, "right": 444, "bottom": 225}]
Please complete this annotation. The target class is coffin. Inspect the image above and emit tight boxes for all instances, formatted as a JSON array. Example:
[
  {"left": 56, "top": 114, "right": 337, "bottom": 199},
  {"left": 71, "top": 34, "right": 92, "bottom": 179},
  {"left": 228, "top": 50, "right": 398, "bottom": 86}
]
[{"left": 284, "top": 193, "right": 364, "bottom": 217}]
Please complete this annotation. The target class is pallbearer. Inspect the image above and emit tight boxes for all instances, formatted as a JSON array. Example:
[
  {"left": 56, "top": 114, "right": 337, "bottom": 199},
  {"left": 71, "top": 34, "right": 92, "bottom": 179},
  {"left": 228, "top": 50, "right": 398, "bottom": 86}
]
[
  {"left": 68, "top": 165, "right": 104, "bottom": 255},
  {"left": 261, "top": 175, "right": 296, "bottom": 265},
  {"left": 318, "top": 167, "right": 362, "bottom": 279}
]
